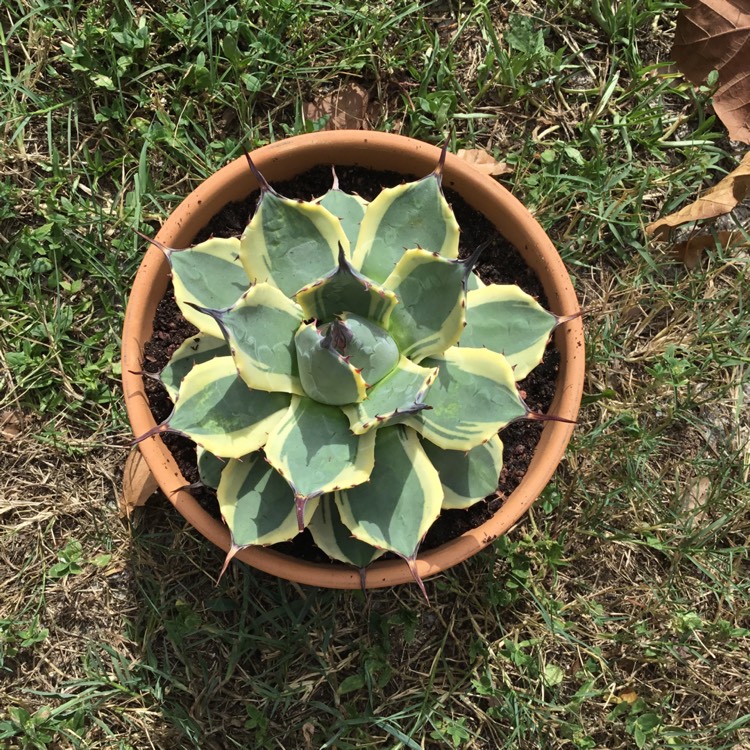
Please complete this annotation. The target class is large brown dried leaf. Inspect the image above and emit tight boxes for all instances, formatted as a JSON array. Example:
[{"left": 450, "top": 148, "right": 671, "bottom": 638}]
[
  {"left": 646, "top": 151, "right": 750, "bottom": 238},
  {"left": 303, "top": 82, "right": 371, "bottom": 130},
  {"left": 672, "top": 0, "right": 750, "bottom": 143},
  {"left": 672, "top": 229, "right": 747, "bottom": 269},
  {"left": 456, "top": 148, "right": 513, "bottom": 176},
  {"left": 120, "top": 447, "right": 158, "bottom": 517}
]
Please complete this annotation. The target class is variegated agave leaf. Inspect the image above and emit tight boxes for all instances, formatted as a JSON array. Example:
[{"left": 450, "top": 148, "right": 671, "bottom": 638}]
[
  {"left": 336, "top": 425, "right": 443, "bottom": 597},
  {"left": 307, "top": 494, "right": 383, "bottom": 570},
  {"left": 166, "top": 238, "right": 250, "bottom": 339},
  {"left": 461, "top": 285, "right": 562, "bottom": 380},
  {"left": 240, "top": 161, "right": 349, "bottom": 297},
  {"left": 315, "top": 169, "right": 368, "bottom": 248},
  {"left": 421, "top": 434, "right": 504, "bottom": 510},
  {"left": 218, "top": 452, "right": 321, "bottom": 578},
  {"left": 342, "top": 356, "right": 437, "bottom": 435},
  {"left": 336, "top": 313, "right": 400, "bottom": 385},
  {"left": 352, "top": 155, "right": 459, "bottom": 283},
  {"left": 264, "top": 396, "right": 376, "bottom": 529},
  {"left": 160, "top": 335, "right": 230, "bottom": 401},
  {"left": 191, "top": 283, "right": 304, "bottom": 395},
  {"left": 295, "top": 246, "right": 397, "bottom": 327},
  {"left": 403, "top": 347, "right": 528, "bottom": 451},
  {"left": 294, "top": 321, "right": 368, "bottom": 406},
  {"left": 133, "top": 356, "right": 291, "bottom": 458},
  {"left": 383, "top": 248, "right": 470, "bottom": 363}
]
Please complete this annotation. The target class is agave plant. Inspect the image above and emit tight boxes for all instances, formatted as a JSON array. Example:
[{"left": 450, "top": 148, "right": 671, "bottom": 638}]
[{"left": 135, "top": 147, "right": 575, "bottom": 593}]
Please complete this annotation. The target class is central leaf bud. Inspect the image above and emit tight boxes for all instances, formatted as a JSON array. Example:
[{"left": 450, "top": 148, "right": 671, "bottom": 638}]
[
  {"left": 321, "top": 319, "right": 353, "bottom": 355},
  {"left": 294, "top": 314, "right": 399, "bottom": 406}
]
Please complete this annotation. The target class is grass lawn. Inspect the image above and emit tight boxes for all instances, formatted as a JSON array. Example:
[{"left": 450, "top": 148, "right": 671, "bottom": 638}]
[{"left": 1, "top": 0, "right": 749, "bottom": 748}]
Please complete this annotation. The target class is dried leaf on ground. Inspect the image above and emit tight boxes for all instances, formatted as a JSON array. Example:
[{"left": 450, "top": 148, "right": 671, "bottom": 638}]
[
  {"left": 672, "top": 0, "right": 750, "bottom": 143},
  {"left": 672, "top": 229, "right": 747, "bottom": 269},
  {"left": 120, "top": 447, "right": 158, "bottom": 517},
  {"left": 736, "top": 425, "right": 750, "bottom": 482},
  {"left": 646, "top": 152, "right": 750, "bottom": 238},
  {"left": 0, "top": 409, "right": 25, "bottom": 440},
  {"left": 456, "top": 148, "right": 512, "bottom": 176},
  {"left": 302, "top": 723, "right": 316, "bottom": 750},
  {"left": 679, "top": 476, "right": 712, "bottom": 527},
  {"left": 303, "top": 82, "right": 371, "bottom": 130}
]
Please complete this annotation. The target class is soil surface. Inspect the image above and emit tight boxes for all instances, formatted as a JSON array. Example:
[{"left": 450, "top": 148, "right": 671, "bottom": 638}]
[{"left": 141, "top": 165, "right": 560, "bottom": 563}]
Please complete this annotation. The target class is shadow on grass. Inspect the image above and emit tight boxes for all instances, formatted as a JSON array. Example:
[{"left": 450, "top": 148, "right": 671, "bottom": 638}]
[
  {"left": 2, "top": 437, "right": 747, "bottom": 749},
  {"left": 122, "top": 492, "right": 508, "bottom": 749}
]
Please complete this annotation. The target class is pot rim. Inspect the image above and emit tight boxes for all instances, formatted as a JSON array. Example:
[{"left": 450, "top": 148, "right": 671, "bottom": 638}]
[{"left": 121, "top": 130, "right": 585, "bottom": 589}]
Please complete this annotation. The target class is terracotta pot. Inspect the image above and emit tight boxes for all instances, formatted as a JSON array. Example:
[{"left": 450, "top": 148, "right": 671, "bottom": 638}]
[{"left": 122, "top": 131, "right": 585, "bottom": 589}]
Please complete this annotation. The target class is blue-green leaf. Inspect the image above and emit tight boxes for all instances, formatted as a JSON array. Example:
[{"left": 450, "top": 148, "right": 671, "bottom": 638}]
[
  {"left": 421, "top": 434, "right": 503, "bottom": 509},
  {"left": 404, "top": 347, "right": 527, "bottom": 451},
  {"left": 466, "top": 271, "right": 486, "bottom": 291},
  {"left": 197, "top": 447, "right": 226, "bottom": 489},
  {"left": 168, "top": 238, "right": 250, "bottom": 338},
  {"left": 352, "top": 172, "right": 459, "bottom": 282},
  {"left": 460, "top": 285, "right": 557, "bottom": 380},
  {"left": 240, "top": 192, "right": 347, "bottom": 297},
  {"left": 307, "top": 494, "right": 383, "bottom": 568},
  {"left": 336, "top": 426, "right": 443, "bottom": 561}
]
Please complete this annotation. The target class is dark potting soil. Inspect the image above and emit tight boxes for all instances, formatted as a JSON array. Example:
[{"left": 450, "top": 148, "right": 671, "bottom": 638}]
[{"left": 140, "top": 165, "right": 560, "bottom": 563}]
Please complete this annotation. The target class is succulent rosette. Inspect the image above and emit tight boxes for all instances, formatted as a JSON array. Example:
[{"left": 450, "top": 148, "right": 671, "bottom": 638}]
[{"left": 136, "top": 149, "right": 573, "bottom": 591}]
